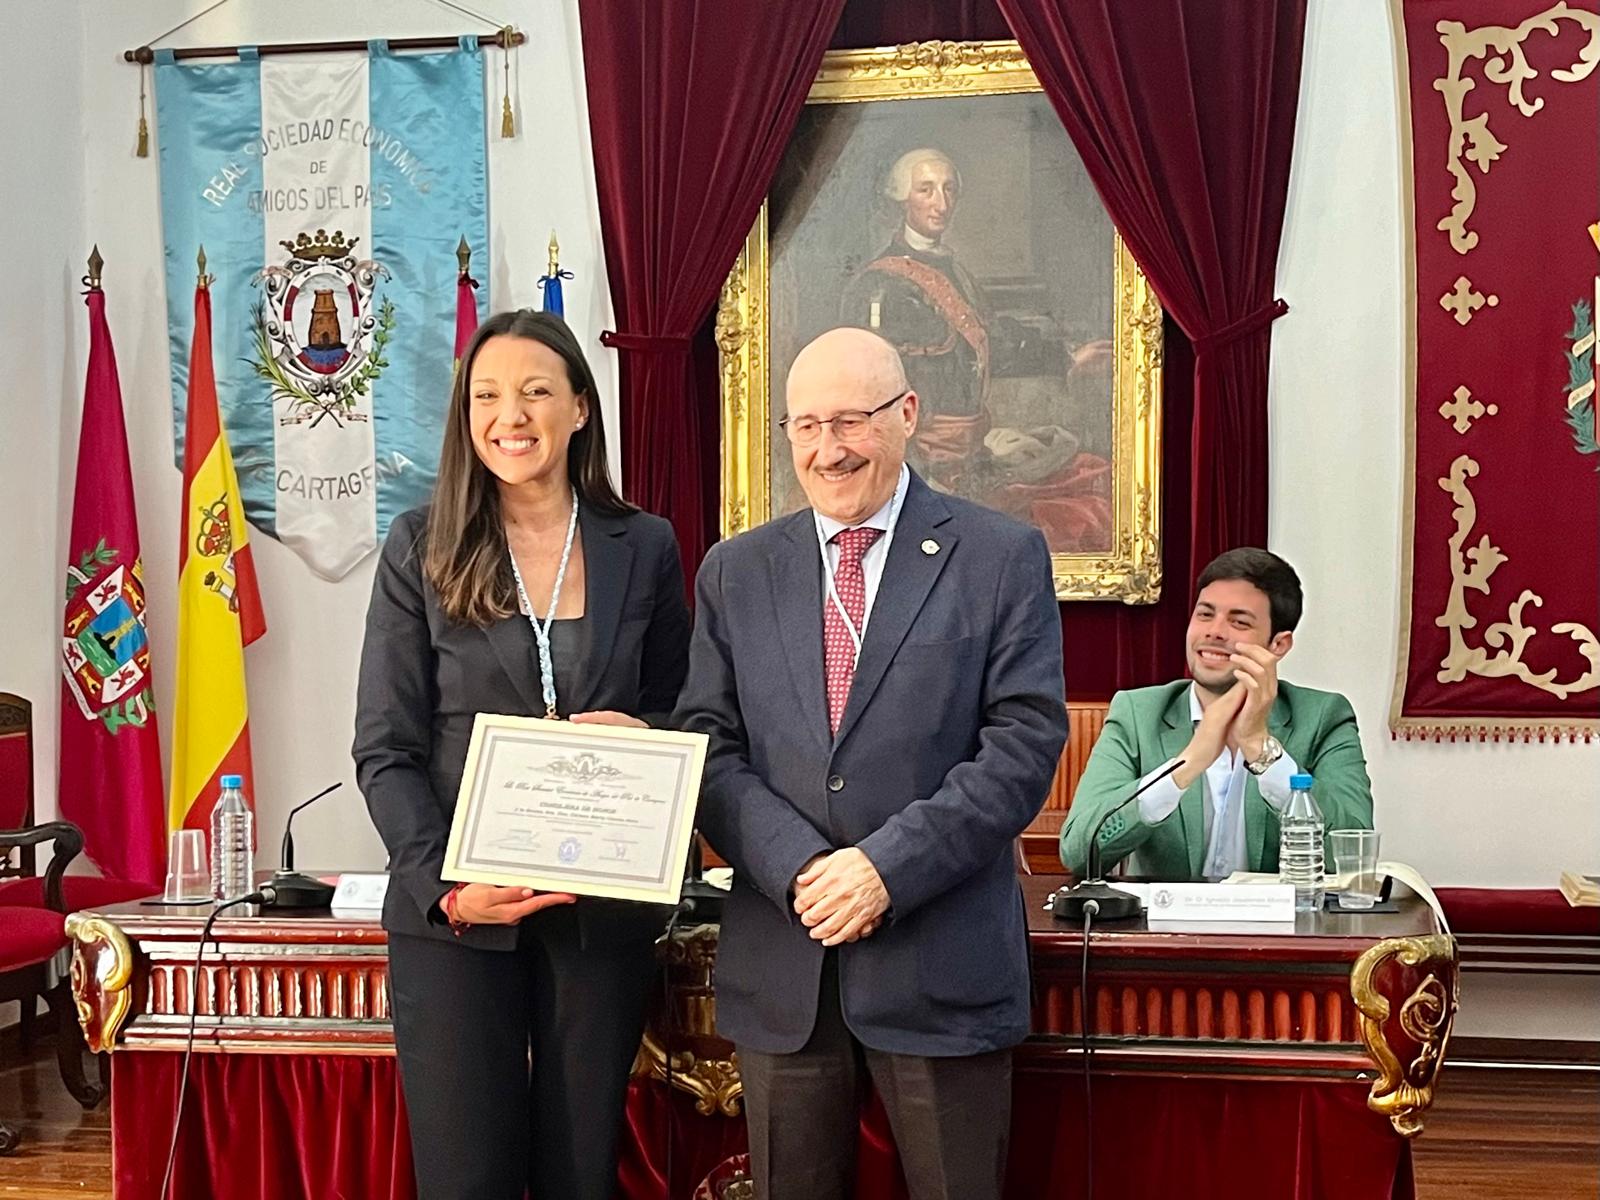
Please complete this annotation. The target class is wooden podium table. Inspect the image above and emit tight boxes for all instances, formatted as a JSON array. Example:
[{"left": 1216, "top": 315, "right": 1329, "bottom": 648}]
[{"left": 67, "top": 877, "right": 1456, "bottom": 1199}]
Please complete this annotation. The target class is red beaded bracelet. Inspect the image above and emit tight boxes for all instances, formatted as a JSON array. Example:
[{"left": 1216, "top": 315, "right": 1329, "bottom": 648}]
[{"left": 443, "top": 883, "right": 471, "bottom": 937}]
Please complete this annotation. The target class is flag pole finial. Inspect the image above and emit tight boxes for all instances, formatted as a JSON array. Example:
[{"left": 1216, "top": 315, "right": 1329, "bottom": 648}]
[
  {"left": 85, "top": 245, "right": 104, "bottom": 291},
  {"left": 547, "top": 231, "right": 560, "bottom": 278},
  {"left": 196, "top": 245, "right": 212, "bottom": 288},
  {"left": 457, "top": 236, "right": 472, "bottom": 279}
]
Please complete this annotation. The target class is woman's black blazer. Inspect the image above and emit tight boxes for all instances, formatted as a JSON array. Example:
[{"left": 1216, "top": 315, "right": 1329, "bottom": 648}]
[{"left": 353, "top": 504, "right": 690, "bottom": 949}]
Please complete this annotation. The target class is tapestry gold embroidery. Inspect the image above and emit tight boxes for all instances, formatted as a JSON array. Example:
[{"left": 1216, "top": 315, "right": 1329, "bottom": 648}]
[
  {"left": 1438, "top": 386, "right": 1498, "bottom": 434},
  {"left": 1434, "top": 4, "right": 1600, "bottom": 256},
  {"left": 1435, "top": 454, "right": 1599, "bottom": 697}
]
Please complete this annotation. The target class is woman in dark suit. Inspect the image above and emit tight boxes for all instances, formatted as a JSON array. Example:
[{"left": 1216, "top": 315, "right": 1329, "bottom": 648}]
[{"left": 353, "top": 309, "right": 689, "bottom": 1200}]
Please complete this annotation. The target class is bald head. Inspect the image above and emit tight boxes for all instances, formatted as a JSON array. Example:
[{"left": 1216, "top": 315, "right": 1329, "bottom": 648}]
[
  {"left": 786, "top": 327, "right": 907, "bottom": 402},
  {"left": 783, "top": 327, "right": 918, "bottom": 525}
]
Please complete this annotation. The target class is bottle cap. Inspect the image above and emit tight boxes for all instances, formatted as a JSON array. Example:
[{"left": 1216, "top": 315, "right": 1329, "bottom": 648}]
[
  {"left": 1289, "top": 773, "right": 1314, "bottom": 789},
  {"left": 220, "top": 774, "right": 244, "bottom": 789}
]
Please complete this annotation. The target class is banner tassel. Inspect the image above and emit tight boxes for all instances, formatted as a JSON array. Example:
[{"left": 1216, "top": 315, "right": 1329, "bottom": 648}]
[
  {"left": 500, "top": 26, "right": 515, "bottom": 138},
  {"left": 136, "top": 64, "right": 150, "bottom": 158}
]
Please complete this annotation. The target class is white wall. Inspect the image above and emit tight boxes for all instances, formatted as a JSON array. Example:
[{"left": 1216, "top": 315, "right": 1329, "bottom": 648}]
[
  {"left": 1270, "top": 0, "right": 1600, "bottom": 889},
  {"left": 0, "top": 3, "right": 86, "bottom": 841},
  {"left": 1272, "top": 1, "right": 1600, "bottom": 1041},
  {"left": 5, "top": 0, "right": 615, "bottom": 874}
]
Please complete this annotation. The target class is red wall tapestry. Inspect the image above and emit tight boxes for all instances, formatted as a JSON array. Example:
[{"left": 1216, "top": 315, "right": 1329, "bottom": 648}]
[{"left": 1393, "top": 1, "right": 1599, "bottom": 740}]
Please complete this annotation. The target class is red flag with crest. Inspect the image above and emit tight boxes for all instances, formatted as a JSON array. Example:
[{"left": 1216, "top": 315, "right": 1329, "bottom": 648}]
[{"left": 59, "top": 269, "right": 165, "bottom": 887}]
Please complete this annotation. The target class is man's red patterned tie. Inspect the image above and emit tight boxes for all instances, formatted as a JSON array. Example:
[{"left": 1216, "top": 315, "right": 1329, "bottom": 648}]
[{"left": 824, "top": 526, "right": 883, "bottom": 735}]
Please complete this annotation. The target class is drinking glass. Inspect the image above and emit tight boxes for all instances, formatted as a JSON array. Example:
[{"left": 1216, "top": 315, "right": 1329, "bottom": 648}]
[
  {"left": 163, "top": 829, "right": 209, "bottom": 903},
  {"left": 1328, "top": 829, "right": 1381, "bottom": 910}
]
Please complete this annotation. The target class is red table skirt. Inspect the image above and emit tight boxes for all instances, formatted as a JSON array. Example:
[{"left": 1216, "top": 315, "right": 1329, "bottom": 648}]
[{"left": 112, "top": 1053, "right": 1413, "bottom": 1200}]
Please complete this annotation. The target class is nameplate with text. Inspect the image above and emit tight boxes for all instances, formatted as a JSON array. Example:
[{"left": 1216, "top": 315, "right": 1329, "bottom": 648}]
[
  {"left": 330, "top": 873, "right": 390, "bottom": 914},
  {"left": 1145, "top": 883, "right": 1297, "bottom": 923}
]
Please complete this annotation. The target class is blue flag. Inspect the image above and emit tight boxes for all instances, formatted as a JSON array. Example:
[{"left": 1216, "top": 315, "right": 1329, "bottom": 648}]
[{"left": 539, "top": 267, "right": 574, "bottom": 318}]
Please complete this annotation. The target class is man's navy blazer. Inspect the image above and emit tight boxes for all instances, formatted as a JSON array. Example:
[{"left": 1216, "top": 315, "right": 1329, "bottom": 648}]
[{"left": 677, "top": 472, "right": 1066, "bottom": 1056}]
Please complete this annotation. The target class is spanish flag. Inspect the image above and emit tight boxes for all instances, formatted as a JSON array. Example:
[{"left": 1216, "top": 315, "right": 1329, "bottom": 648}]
[{"left": 169, "top": 263, "right": 266, "bottom": 832}]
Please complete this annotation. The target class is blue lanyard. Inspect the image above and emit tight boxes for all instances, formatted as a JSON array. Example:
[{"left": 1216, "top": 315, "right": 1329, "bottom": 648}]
[{"left": 506, "top": 491, "right": 579, "bottom": 719}]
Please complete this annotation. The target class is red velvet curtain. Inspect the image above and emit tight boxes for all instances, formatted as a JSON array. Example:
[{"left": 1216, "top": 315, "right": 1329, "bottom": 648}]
[
  {"left": 620, "top": 1070, "right": 1413, "bottom": 1200},
  {"left": 828, "top": 0, "right": 1012, "bottom": 45},
  {"left": 113, "top": 1055, "right": 1411, "bottom": 1200},
  {"left": 620, "top": 1073, "right": 1413, "bottom": 1199},
  {"left": 112, "top": 1053, "right": 415, "bottom": 1200},
  {"left": 993, "top": 0, "right": 1306, "bottom": 577},
  {"left": 581, "top": 0, "right": 848, "bottom": 573}
]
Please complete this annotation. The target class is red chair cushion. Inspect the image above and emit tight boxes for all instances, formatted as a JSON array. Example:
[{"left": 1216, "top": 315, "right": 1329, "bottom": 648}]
[
  {"left": 0, "top": 876, "right": 155, "bottom": 910},
  {"left": 0, "top": 905, "right": 66, "bottom": 971},
  {"left": 1436, "top": 887, "right": 1600, "bottom": 937}
]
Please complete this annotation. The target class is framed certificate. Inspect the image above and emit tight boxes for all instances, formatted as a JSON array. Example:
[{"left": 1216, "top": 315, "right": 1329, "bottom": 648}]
[{"left": 442, "top": 715, "right": 708, "bottom": 905}]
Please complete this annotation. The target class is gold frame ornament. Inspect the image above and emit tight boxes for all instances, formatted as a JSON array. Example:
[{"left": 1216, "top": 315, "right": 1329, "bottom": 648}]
[
  {"left": 65, "top": 912, "right": 137, "bottom": 1054},
  {"left": 1349, "top": 933, "right": 1460, "bottom": 1138},
  {"left": 717, "top": 41, "right": 1165, "bottom": 602}
]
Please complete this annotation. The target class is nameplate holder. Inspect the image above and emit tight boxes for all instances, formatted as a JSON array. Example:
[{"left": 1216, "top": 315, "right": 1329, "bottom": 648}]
[
  {"left": 1145, "top": 882, "right": 1296, "bottom": 923},
  {"left": 330, "top": 873, "right": 390, "bottom": 913}
]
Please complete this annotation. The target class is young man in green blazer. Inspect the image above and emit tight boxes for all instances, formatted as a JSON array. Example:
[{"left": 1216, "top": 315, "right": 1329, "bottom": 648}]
[{"left": 1060, "top": 548, "right": 1373, "bottom": 881}]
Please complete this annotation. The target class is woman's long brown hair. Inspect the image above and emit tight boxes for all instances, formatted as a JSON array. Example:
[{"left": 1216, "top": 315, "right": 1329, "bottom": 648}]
[{"left": 424, "top": 310, "right": 633, "bottom": 626}]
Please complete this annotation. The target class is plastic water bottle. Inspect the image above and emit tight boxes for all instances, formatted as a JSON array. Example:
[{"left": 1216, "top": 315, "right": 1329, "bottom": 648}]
[
  {"left": 210, "top": 773, "right": 255, "bottom": 902},
  {"left": 1278, "top": 772, "right": 1325, "bottom": 912}
]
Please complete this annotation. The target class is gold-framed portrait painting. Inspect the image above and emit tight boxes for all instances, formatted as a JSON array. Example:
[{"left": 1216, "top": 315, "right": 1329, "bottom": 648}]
[{"left": 718, "top": 41, "right": 1164, "bottom": 602}]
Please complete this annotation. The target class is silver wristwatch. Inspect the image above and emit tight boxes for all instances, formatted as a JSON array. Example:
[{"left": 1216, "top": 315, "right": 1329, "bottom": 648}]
[{"left": 1245, "top": 734, "right": 1284, "bottom": 776}]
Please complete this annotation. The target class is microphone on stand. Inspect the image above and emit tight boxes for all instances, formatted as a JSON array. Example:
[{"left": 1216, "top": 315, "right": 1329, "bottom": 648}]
[
  {"left": 1049, "top": 759, "right": 1186, "bottom": 922},
  {"left": 264, "top": 782, "right": 343, "bottom": 908}
]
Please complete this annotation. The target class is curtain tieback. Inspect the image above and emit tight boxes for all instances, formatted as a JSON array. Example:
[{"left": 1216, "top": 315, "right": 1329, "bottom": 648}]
[
  {"left": 1192, "top": 298, "right": 1289, "bottom": 353},
  {"left": 600, "top": 330, "right": 693, "bottom": 353}
]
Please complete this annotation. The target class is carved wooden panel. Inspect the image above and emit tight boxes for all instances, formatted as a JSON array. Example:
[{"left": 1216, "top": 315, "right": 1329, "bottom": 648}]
[
  {"left": 145, "top": 953, "right": 391, "bottom": 1023},
  {"left": 1026, "top": 700, "right": 1110, "bottom": 836},
  {"left": 1032, "top": 979, "right": 1356, "bottom": 1042},
  {"left": 1018, "top": 700, "right": 1109, "bottom": 871}
]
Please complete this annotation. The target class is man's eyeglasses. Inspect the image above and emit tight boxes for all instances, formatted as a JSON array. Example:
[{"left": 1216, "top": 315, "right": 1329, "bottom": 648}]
[{"left": 779, "top": 391, "right": 908, "bottom": 446}]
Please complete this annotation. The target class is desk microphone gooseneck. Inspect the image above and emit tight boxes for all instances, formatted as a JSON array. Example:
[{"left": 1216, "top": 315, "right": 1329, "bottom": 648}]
[
  {"left": 1049, "top": 759, "right": 1185, "bottom": 921},
  {"left": 264, "top": 782, "right": 343, "bottom": 908}
]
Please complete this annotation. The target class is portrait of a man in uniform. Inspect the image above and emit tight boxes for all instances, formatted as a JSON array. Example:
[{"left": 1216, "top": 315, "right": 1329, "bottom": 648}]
[{"left": 763, "top": 94, "right": 1129, "bottom": 556}]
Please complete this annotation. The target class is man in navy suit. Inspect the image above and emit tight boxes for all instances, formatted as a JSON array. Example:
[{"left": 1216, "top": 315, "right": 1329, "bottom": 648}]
[{"left": 678, "top": 327, "right": 1067, "bottom": 1200}]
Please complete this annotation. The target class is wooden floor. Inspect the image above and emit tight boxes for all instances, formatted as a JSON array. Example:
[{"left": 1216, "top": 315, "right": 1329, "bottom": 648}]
[
  {"left": 1, "top": 1036, "right": 1595, "bottom": 1198},
  {"left": 0, "top": 1035, "right": 110, "bottom": 1198}
]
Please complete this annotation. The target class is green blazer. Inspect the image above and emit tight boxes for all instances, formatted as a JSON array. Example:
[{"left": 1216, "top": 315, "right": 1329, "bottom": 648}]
[{"left": 1059, "top": 680, "right": 1374, "bottom": 881}]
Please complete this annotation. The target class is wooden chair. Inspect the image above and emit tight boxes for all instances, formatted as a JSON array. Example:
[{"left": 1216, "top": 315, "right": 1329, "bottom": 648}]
[
  {"left": 0, "top": 693, "right": 38, "bottom": 1053},
  {"left": 0, "top": 692, "right": 153, "bottom": 917},
  {"left": 0, "top": 695, "right": 35, "bottom": 886},
  {"left": 0, "top": 693, "right": 109, "bottom": 1129},
  {"left": 1019, "top": 700, "right": 1111, "bottom": 874},
  {"left": 0, "top": 820, "right": 104, "bottom": 1155}
]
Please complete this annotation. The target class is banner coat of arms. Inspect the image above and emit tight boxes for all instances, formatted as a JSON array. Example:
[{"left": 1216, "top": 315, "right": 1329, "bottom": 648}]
[{"left": 155, "top": 40, "right": 488, "bottom": 579}]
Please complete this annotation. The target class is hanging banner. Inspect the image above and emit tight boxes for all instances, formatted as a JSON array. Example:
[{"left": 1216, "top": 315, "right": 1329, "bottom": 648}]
[
  {"left": 1391, "top": 1, "right": 1599, "bottom": 740},
  {"left": 155, "top": 40, "right": 489, "bottom": 579}
]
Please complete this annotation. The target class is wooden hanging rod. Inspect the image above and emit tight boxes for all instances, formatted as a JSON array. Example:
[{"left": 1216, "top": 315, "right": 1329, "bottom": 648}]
[{"left": 124, "top": 29, "right": 523, "bottom": 65}]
